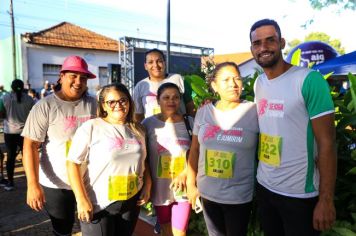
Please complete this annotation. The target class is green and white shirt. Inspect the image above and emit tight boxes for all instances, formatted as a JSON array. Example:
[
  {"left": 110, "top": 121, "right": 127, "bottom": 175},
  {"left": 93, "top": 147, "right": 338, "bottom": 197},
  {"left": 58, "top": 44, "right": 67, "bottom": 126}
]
[{"left": 254, "top": 66, "right": 334, "bottom": 198}]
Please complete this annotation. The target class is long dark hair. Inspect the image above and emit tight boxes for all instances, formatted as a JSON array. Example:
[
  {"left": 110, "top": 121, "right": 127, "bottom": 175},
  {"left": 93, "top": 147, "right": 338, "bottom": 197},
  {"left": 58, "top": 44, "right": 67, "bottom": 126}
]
[{"left": 11, "top": 79, "right": 24, "bottom": 103}]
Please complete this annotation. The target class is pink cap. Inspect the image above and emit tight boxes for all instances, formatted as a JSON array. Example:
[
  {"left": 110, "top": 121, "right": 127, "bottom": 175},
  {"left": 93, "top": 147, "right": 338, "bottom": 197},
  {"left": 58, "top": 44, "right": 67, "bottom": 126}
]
[{"left": 60, "top": 56, "right": 96, "bottom": 79}]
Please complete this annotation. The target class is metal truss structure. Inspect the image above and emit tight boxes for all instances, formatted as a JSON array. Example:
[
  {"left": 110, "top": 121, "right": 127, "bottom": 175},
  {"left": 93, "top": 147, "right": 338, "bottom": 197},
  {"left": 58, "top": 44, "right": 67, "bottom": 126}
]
[{"left": 118, "top": 36, "right": 214, "bottom": 94}]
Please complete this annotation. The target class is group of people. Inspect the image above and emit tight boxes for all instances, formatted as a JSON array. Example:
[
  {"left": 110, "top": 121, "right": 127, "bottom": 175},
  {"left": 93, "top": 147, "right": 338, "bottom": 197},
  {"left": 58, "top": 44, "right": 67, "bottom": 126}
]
[{"left": 0, "top": 18, "right": 336, "bottom": 236}]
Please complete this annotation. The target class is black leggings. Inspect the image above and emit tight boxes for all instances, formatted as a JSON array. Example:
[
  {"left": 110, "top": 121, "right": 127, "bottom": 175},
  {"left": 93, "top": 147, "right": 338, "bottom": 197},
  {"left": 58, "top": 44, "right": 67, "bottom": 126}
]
[
  {"left": 201, "top": 197, "right": 252, "bottom": 236},
  {"left": 80, "top": 192, "right": 141, "bottom": 236},
  {"left": 4, "top": 133, "right": 23, "bottom": 184},
  {"left": 42, "top": 186, "right": 76, "bottom": 236}
]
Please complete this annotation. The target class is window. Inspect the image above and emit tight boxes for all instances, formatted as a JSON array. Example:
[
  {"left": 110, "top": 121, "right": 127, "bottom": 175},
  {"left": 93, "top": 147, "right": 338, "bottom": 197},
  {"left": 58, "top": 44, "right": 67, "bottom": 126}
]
[
  {"left": 99, "top": 66, "right": 108, "bottom": 86},
  {"left": 43, "top": 64, "right": 61, "bottom": 84}
]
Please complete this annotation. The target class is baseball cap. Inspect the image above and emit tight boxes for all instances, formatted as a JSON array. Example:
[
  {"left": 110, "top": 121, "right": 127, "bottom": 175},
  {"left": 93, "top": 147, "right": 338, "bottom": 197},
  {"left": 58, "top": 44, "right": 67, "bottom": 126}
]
[{"left": 60, "top": 55, "right": 96, "bottom": 79}]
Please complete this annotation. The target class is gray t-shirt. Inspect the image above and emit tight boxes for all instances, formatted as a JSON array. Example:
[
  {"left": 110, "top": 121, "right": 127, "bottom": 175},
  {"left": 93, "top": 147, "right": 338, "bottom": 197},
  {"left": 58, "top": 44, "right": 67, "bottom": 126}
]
[
  {"left": 2, "top": 93, "right": 34, "bottom": 134},
  {"left": 133, "top": 74, "right": 186, "bottom": 118},
  {"left": 142, "top": 115, "right": 193, "bottom": 206},
  {"left": 21, "top": 93, "right": 97, "bottom": 189},
  {"left": 193, "top": 102, "right": 259, "bottom": 204},
  {"left": 254, "top": 66, "right": 334, "bottom": 197},
  {"left": 67, "top": 118, "right": 146, "bottom": 212}
]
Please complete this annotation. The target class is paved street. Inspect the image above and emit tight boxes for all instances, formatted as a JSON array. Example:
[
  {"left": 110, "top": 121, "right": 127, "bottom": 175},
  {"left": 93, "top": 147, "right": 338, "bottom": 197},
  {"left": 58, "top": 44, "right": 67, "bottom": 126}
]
[{"left": 0, "top": 134, "right": 156, "bottom": 236}]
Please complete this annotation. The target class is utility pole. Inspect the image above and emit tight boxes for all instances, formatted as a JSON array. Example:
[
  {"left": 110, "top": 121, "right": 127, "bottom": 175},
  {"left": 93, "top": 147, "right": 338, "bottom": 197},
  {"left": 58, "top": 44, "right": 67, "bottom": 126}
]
[
  {"left": 10, "top": 0, "right": 17, "bottom": 80},
  {"left": 166, "top": 0, "right": 170, "bottom": 73}
]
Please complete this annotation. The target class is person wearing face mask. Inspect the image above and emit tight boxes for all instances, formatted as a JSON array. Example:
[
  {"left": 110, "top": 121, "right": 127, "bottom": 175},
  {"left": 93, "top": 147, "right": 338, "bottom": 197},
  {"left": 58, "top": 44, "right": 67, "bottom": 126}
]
[
  {"left": 22, "top": 55, "right": 97, "bottom": 236},
  {"left": 186, "top": 62, "right": 259, "bottom": 236},
  {"left": 133, "top": 48, "right": 195, "bottom": 123}
]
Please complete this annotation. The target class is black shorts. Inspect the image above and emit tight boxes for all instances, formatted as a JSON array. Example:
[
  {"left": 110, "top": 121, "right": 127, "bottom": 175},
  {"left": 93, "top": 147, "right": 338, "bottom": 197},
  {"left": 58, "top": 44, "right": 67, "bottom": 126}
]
[
  {"left": 80, "top": 191, "right": 141, "bottom": 236},
  {"left": 42, "top": 186, "right": 76, "bottom": 236}
]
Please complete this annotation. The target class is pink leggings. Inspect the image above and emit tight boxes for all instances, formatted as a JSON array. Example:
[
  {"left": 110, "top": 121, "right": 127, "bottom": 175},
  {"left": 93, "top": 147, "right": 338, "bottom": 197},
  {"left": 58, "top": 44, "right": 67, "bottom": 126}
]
[{"left": 155, "top": 201, "right": 191, "bottom": 231}]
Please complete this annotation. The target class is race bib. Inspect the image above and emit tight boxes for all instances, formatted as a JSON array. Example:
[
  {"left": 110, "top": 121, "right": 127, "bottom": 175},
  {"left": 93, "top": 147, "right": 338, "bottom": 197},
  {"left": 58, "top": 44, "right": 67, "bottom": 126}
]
[
  {"left": 153, "top": 106, "right": 161, "bottom": 115},
  {"left": 258, "top": 133, "right": 282, "bottom": 167},
  {"left": 108, "top": 174, "right": 138, "bottom": 201},
  {"left": 65, "top": 140, "right": 72, "bottom": 157},
  {"left": 157, "top": 153, "right": 186, "bottom": 179},
  {"left": 205, "top": 149, "right": 235, "bottom": 178}
]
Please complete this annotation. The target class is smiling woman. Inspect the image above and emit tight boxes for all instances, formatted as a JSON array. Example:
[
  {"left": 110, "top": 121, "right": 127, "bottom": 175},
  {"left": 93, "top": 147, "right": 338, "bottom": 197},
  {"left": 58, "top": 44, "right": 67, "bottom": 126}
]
[
  {"left": 66, "top": 83, "right": 152, "bottom": 236},
  {"left": 21, "top": 55, "right": 98, "bottom": 236},
  {"left": 133, "top": 48, "right": 196, "bottom": 123}
]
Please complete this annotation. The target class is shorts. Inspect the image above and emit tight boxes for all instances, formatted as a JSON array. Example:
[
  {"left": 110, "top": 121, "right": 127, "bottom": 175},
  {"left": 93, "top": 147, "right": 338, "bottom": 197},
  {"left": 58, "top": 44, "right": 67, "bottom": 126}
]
[{"left": 154, "top": 201, "right": 191, "bottom": 231}]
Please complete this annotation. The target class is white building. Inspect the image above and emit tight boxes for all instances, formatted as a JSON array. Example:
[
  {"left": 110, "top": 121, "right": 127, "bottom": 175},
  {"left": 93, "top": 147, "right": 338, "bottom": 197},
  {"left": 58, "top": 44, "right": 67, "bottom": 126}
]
[{"left": 1, "top": 22, "right": 121, "bottom": 94}]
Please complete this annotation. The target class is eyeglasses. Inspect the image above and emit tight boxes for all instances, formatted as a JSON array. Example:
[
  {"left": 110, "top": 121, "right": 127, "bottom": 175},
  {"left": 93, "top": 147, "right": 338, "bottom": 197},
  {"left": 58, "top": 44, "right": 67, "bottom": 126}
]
[{"left": 104, "top": 98, "right": 129, "bottom": 108}]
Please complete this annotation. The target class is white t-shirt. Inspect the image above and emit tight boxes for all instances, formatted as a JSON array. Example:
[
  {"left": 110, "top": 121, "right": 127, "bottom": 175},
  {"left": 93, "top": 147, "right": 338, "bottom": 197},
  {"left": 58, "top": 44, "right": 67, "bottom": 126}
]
[
  {"left": 133, "top": 74, "right": 186, "bottom": 118},
  {"left": 21, "top": 93, "right": 97, "bottom": 189},
  {"left": 142, "top": 115, "right": 193, "bottom": 206},
  {"left": 254, "top": 66, "right": 334, "bottom": 198},
  {"left": 193, "top": 102, "right": 259, "bottom": 204},
  {"left": 67, "top": 118, "right": 146, "bottom": 212}
]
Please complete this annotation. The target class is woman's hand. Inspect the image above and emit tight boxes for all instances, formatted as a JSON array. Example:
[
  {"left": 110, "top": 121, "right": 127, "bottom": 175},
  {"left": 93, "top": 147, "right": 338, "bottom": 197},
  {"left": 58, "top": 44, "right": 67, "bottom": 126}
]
[
  {"left": 137, "top": 184, "right": 151, "bottom": 206},
  {"left": 187, "top": 183, "right": 200, "bottom": 210},
  {"left": 26, "top": 183, "right": 45, "bottom": 211},
  {"left": 77, "top": 197, "right": 93, "bottom": 223},
  {"left": 170, "top": 172, "right": 187, "bottom": 192}
]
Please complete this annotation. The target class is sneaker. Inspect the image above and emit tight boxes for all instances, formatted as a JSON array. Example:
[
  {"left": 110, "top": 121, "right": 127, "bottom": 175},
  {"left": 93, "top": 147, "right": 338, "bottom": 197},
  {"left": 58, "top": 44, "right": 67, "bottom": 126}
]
[
  {"left": 4, "top": 183, "right": 14, "bottom": 191},
  {"left": 0, "top": 178, "right": 8, "bottom": 187},
  {"left": 153, "top": 221, "right": 161, "bottom": 234}
]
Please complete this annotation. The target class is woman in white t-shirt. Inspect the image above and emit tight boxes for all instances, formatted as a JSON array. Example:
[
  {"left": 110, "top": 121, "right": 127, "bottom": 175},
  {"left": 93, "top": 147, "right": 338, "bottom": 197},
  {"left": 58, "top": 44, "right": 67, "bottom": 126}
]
[
  {"left": 142, "top": 83, "right": 193, "bottom": 236},
  {"left": 186, "top": 62, "right": 259, "bottom": 236},
  {"left": 67, "top": 83, "right": 151, "bottom": 236},
  {"left": 133, "top": 48, "right": 195, "bottom": 123}
]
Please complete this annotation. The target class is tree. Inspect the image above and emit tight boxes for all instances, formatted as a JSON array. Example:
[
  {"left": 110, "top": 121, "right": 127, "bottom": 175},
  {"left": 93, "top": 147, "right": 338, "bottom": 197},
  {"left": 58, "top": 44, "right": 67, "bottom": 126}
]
[
  {"left": 284, "top": 32, "right": 345, "bottom": 56},
  {"left": 309, "top": 0, "right": 356, "bottom": 11}
]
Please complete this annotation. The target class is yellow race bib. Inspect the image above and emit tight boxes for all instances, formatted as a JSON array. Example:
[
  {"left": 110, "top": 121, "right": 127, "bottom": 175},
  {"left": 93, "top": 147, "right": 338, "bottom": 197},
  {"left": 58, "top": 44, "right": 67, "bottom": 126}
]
[
  {"left": 65, "top": 140, "right": 72, "bottom": 157},
  {"left": 157, "top": 153, "right": 186, "bottom": 179},
  {"left": 258, "top": 133, "right": 282, "bottom": 167},
  {"left": 108, "top": 174, "right": 138, "bottom": 201},
  {"left": 153, "top": 106, "right": 161, "bottom": 115},
  {"left": 205, "top": 149, "right": 235, "bottom": 178}
]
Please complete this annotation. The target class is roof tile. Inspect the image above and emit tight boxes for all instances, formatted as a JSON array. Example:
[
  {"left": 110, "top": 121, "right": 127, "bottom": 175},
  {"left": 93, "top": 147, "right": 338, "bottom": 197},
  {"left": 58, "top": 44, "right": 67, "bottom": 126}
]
[{"left": 21, "top": 22, "right": 121, "bottom": 52}]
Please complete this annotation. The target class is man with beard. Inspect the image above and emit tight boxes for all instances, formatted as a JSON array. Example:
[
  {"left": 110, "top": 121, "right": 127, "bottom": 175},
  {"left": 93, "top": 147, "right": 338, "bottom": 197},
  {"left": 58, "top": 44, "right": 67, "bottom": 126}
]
[{"left": 250, "top": 19, "right": 337, "bottom": 236}]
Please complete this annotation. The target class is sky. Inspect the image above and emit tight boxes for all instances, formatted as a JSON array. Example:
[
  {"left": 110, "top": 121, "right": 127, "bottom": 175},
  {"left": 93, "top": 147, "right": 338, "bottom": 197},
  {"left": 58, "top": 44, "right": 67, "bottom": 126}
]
[{"left": 0, "top": 0, "right": 355, "bottom": 55}]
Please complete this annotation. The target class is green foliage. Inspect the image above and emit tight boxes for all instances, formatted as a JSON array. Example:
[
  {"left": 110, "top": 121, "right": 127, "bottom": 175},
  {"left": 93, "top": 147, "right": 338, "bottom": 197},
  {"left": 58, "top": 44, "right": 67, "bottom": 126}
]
[
  {"left": 322, "top": 73, "right": 356, "bottom": 236},
  {"left": 188, "top": 212, "right": 209, "bottom": 236},
  {"left": 309, "top": 0, "right": 356, "bottom": 11},
  {"left": 285, "top": 32, "right": 345, "bottom": 56},
  {"left": 184, "top": 74, "right": 219, "bottom": 108},
  {"left": 141, "top": 202, "right": 153, "bottom": 215}
]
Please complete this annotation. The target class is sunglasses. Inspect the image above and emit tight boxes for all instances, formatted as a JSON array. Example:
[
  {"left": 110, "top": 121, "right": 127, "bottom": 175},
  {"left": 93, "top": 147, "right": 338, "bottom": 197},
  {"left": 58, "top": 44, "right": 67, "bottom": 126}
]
[{"left": 104, "top": 98, "right": 129, "bottom": 108}]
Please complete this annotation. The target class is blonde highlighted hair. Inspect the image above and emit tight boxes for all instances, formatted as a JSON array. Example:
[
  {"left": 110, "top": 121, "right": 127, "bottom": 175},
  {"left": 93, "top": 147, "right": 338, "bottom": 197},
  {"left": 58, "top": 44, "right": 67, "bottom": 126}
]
[{"left": 98, "top": 83, "right": 145, "bottom": 138}]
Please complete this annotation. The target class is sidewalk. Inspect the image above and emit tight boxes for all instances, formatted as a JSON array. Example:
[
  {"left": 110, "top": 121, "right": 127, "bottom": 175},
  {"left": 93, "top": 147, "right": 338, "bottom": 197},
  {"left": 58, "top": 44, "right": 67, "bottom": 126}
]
[{"left": 0, "top": 139, "right": 156, "bottom": 236}]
